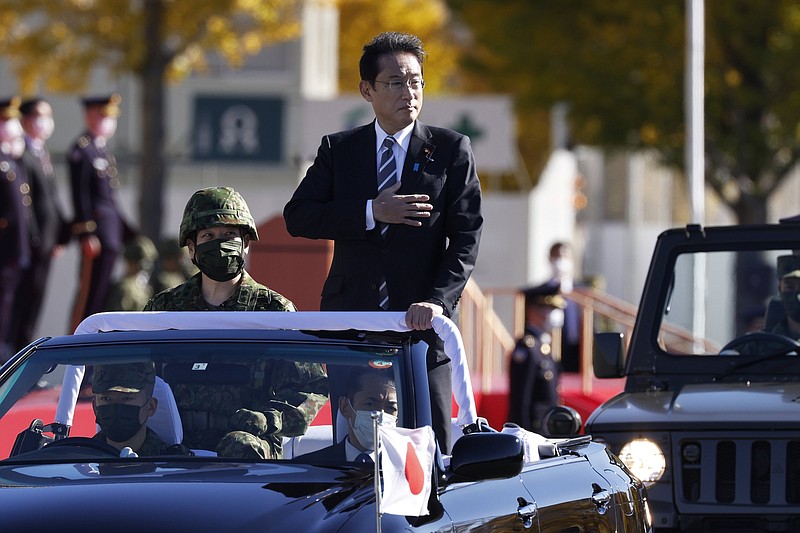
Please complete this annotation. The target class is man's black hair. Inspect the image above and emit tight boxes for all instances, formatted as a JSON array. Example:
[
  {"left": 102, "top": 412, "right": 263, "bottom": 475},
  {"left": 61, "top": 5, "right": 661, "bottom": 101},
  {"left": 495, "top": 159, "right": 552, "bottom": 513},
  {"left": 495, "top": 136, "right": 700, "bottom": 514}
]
[{"left": 359, "top": 32, "right": 425, "bottom": 84}]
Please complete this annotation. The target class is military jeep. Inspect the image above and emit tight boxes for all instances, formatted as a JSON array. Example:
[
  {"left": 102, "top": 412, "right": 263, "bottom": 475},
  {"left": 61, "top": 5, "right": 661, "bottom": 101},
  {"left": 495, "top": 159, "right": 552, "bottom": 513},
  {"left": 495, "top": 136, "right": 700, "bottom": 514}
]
[{"left": 582, "top": 220, "right": 800, "bottom": 532}]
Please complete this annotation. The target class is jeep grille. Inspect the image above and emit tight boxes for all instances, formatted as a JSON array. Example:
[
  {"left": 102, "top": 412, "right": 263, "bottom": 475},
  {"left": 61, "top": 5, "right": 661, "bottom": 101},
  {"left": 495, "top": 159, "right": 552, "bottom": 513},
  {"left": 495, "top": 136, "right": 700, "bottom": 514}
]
[{"left": 676, "top": 435, "right": 800, "bottom": 508}]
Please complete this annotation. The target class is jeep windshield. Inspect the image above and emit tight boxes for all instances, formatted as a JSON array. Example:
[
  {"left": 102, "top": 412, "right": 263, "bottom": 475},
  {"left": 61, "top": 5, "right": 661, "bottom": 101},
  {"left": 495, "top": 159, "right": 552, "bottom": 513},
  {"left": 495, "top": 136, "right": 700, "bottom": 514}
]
[{"left": 652, "top": 230, "right": 800, "bottom": 365}]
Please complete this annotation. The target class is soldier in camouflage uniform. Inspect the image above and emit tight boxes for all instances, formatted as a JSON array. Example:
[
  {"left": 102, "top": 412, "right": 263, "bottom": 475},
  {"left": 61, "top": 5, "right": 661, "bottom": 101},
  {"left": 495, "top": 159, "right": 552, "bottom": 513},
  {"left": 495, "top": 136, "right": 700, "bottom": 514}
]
[
  {"left": 771, "top": 255, "right": 800, "bottom": 340},
  {"left": 144, "top": 187, "right": 328, "bottom": 459},
  {"left": 104, "top": 235, "right": 158, "bottom": 311},
  {"left": 92, "top": 362, "right": 191, "bottom": 456}
]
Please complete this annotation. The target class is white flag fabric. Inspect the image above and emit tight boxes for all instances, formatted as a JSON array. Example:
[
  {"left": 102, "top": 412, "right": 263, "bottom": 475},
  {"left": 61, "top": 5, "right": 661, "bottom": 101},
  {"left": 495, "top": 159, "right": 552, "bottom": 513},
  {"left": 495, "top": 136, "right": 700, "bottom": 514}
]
[{"left": 379, "top": 425, "right": 436, "bottom": 516}]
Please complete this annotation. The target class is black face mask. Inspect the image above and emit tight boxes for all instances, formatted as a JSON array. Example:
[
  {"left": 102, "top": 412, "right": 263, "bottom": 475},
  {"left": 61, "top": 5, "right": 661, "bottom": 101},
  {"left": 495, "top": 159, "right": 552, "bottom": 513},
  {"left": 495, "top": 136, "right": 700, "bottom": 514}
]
[
  {"left": 95, "top": 403, "right": 146, "bottom": 443},
  {"left": 193, "top": 238, "right": 245, "bottom": 282},
  {"left": 781, "top": 290, "right": 800, "bottom": 322}
]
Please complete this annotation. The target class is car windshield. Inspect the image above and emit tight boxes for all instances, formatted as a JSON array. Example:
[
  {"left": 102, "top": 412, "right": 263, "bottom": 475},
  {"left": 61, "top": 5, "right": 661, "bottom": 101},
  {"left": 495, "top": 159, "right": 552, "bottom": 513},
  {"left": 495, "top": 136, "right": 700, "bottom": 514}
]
[
  {"left": 0, "top": 336, "right": 404, "bottom": 462},
  {"left": 658, "top": 247, "right": 800, "bottom": 357}
]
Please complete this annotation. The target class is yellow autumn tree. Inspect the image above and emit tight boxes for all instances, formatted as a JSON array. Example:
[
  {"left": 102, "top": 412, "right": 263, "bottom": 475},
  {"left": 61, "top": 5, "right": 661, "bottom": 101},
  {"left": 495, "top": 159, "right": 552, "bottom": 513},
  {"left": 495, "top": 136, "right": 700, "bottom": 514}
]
[
  {"left": 336, "top": 0, "right": 464, "bottom": 94},
  {"left": 0, "top": 0, "right": 303, "bottom": 238}
]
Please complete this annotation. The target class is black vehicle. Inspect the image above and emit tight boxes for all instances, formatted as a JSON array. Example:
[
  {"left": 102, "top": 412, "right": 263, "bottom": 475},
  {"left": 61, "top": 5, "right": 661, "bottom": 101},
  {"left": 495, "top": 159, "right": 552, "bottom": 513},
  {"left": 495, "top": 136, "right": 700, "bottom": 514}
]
[
  {"left": 0, "top": 312, "right": 651, "bottom": 532},
  {"left": 574, "top": 221, "right": 800, "bottom": 532}
]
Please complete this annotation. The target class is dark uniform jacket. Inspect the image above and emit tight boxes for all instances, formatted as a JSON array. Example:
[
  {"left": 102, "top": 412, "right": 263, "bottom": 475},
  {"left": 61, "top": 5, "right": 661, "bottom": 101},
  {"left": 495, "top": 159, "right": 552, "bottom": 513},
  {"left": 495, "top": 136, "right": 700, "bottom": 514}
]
[
  {"left": 68, "top": 133, "right": 133, "bottom": 249},
  {"left": 0, "top": 154, "right": 31, "bottom": 268},
  {"left": 507, "top": 325, "right": 560, "bottom": 433}
]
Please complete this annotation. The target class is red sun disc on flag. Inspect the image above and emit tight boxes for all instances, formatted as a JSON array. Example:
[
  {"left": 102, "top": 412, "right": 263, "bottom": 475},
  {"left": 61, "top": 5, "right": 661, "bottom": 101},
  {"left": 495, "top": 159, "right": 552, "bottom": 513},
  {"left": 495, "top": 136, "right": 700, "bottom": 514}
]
[{"left": 404, "top": 442, "right": 425, "bottom": 495}]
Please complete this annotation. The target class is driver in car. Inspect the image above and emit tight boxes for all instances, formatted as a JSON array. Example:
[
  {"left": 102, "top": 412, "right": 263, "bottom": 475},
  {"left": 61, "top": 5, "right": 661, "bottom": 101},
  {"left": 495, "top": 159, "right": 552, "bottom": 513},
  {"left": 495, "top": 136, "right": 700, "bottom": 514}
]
[
  {"left": 92, "top": 362, "right": 191, "bottom": 456},
  {"left": 772, "top": 255, "right": 800, "bottom": 340},
  {"left": 294, "top": 367, "right": 397, "bottom": 465}
]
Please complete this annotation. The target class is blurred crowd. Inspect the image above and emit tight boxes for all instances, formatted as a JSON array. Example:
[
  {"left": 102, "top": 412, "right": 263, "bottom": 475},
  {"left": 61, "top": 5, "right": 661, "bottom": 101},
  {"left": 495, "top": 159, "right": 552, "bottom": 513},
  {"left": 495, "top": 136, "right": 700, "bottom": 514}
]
[{"left": 0, "top": 95, "right": 195, "bottom": 364}]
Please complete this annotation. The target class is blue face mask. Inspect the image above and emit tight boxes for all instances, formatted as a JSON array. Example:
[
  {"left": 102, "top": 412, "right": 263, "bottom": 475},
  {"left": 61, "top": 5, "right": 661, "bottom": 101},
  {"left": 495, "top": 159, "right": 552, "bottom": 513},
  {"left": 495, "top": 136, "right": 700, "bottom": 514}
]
[{"left": 194, "top": 237, "right": 244, "bottom": 282}]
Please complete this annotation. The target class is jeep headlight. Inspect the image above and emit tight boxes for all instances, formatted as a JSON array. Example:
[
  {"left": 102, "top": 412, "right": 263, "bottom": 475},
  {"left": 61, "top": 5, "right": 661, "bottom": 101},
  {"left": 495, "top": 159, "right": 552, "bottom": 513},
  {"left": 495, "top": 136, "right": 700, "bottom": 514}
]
[{"left": 619, "top": 438, "right": 665, "bottom": 483}]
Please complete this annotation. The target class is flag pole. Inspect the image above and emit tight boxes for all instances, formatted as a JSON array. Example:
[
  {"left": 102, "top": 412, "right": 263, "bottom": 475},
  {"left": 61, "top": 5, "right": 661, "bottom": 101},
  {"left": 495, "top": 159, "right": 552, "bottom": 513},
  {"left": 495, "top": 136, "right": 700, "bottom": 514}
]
[{"left": 371, "top": 411, "right": 382, "bottom": 533}]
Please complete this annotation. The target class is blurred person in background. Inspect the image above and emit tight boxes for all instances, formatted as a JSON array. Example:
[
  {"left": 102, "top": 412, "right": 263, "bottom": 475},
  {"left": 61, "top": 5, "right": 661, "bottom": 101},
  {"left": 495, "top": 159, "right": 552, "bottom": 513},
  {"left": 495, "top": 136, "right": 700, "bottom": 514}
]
[
  {"left": 0, "top": 97, "right": 33, "bottom": 362},
  {"left": 544, "top": 242, "right": 582, "bottom": 373},
  {"left": 14, "top": 97, "right": 71, "bottom": 350},
  {"left": 68, "top": 94, "right": 136, "bottom": 330},
  {"left": 508, "top": 284, "right": 565, "bottom": 433},
  {"left": 105, "top": 235, "right": 158, "bottom": 312}
]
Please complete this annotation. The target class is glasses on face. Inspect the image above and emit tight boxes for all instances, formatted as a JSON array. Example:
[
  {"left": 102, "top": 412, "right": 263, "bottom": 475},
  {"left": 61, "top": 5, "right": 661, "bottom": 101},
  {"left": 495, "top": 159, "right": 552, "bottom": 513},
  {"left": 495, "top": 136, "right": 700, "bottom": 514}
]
[{"left": 373, "top": 78, "right": 425, "bottom": 92}]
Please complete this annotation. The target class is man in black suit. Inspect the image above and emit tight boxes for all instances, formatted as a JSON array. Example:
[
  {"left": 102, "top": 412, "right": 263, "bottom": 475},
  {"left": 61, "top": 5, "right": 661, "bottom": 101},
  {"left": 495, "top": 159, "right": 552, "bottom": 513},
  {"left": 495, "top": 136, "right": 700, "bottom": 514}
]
[
  {"left": 14, "top": 98, "right": 71, "bottom": 350},
  {"left": 298, "top": 367, "right": 397, "bottom": 465},
  {"left": 68, "top": 94, "right": 135, "bottom": 330},
  {"left": 284, "top": 32, "right": 483, "bottom": 453}
]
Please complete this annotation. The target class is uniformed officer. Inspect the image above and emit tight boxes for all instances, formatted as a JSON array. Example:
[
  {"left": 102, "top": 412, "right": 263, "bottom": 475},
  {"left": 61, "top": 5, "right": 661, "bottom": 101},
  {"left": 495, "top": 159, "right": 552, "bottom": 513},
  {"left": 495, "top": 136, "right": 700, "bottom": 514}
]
[
  {"left": 68, "top": 94, "right": 136, "bottom": 330},
  {"left": 0, "top": 96, "right": 34, "bottom": 363},
  {"left": 144, "top": 187, "right": 328, "bottom": 458},
  {"left": 13, "top": 98, "right": 71, "bottom": 351},
  {"left": 105, "top": 235, "right": 158, "bottom": 312},
  {"left": 507, "top": 283, "right": 566, "bottom": 433}
]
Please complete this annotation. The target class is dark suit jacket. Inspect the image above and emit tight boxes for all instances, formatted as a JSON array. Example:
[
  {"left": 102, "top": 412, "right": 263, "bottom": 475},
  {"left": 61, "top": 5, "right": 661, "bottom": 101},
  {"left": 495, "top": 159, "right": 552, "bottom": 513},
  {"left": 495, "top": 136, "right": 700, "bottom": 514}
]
[
  {"left": 294, "top": 439, "right": 348, "bottom": 465},
  {"left": 21, "top": 139, "right": 70, "bottom": 255},
  {"left": 284, "top": 120, "right": 483, "bottom": 317}
]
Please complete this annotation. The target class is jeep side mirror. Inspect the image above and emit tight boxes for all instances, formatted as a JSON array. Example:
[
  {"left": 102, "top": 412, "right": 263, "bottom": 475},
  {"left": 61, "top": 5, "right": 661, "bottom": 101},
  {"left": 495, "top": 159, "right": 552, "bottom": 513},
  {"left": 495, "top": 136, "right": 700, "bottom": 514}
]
[{"left": 593, "top": 332, "right": 625, "bottom": 378}]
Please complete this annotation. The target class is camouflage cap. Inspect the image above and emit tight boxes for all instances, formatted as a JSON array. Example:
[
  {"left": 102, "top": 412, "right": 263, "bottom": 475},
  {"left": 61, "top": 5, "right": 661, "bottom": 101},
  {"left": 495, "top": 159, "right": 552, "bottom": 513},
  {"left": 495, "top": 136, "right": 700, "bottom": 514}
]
[
  {"left": 777, "top": 255, "right": 800, "bottom": 280},
  {"left": 178, "top": 187, "right": 258, "bottom": 246},
  {"left": 92, "top": 362, "right": 156, "bottom": 394}
]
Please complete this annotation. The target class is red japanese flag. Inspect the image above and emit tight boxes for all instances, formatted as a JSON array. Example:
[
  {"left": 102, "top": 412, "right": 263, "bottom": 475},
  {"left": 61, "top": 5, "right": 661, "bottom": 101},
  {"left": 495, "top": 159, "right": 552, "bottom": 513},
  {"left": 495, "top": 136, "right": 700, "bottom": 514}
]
[{"left": 379, "top": 425, "right": 436, "bottom": 516}]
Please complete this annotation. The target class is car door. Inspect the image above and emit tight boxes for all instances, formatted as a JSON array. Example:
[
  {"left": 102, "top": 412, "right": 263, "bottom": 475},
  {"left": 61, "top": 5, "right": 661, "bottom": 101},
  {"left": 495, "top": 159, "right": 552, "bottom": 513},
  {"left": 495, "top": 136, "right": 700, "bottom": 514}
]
[
  {"left": 437, "top": 472, "right": 540, "bottom": 532},
  {"left": 520, "top": 456, "right": 619, "bottom": 533}
]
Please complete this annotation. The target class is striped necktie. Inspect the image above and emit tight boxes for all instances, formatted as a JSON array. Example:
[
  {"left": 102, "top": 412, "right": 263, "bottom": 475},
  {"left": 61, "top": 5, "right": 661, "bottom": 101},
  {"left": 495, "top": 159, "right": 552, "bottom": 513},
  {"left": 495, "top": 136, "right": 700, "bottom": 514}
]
[
  {"left": 377, "top": 136, "right": 397, "bottom": 239},
  {"left": 376, "top": 136, "right": 397, "bottom": 310}
]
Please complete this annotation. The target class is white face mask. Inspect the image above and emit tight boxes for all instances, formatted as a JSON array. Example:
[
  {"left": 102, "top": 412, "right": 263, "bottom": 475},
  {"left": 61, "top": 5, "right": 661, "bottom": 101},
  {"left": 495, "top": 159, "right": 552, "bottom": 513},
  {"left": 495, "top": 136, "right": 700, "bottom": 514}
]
[
  {"left": 348, "top": 400, "right": 397, "bottom": 451},
  {"left": 551, "top": 257, "right": 574, "bottom": 292},
  {"left": 97, "top": 117, "right": 117, "bottom": 139},
  {"left": 32, "top": 116, "right": 55, "bottom": 140},
  {"left": 0, "top": 119, "right": 25, "bottom": 158},
  {"left": 546, "top": 308, "right": 565, "bottom": 330}
]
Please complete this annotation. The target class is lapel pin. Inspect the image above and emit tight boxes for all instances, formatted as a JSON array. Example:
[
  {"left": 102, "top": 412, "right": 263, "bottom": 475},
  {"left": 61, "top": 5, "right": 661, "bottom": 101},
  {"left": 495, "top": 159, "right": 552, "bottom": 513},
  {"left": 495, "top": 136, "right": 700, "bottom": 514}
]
[{"left": 413, "top": 162, "right": 420, "bottom": 172}]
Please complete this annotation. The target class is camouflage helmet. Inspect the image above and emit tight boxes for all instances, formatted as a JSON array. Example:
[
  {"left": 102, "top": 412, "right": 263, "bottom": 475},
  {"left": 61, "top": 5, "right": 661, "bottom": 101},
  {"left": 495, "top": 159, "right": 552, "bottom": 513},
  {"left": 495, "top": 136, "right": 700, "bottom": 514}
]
[
  {"left": 124, "top": 235, "right": 158, "bottom": 265},
  {"left": 178, "top": 187, "right": 258, "bottom": 246}
]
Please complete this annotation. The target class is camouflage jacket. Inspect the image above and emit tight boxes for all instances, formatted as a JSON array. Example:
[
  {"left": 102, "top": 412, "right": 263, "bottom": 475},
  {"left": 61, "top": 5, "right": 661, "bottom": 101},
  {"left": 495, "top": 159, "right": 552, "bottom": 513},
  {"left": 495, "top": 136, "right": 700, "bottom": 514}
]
[
  {"left": 143, "top": 271, "right": 295, "bottom": 311},
  {"left": 143, "top": 271, "right": 327, "bottom": 457},
  {"left": 94, "top": 427, "right": 192, "bottom": 457}
]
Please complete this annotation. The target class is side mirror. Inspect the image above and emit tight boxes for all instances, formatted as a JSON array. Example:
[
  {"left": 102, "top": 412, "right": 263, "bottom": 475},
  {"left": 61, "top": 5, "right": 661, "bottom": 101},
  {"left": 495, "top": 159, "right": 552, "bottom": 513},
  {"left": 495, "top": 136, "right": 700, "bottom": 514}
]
[
  {"left": 593, "top": 332, "right": 625, "bottom": 378},
  {"left": 447, "top": 433, "right": 523, "bottom": 483},
  {"left": 542, "top": 405, "right": 582, "bottom": 437}
]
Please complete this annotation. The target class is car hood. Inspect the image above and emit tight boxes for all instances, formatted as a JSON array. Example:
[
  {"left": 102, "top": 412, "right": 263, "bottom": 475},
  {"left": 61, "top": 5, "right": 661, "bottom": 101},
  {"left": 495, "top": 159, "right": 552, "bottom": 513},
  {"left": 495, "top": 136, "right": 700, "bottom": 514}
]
[
  {"left": 587, "top": 382, "right": 800, "bottom": 431},
  {"left": 0, "top": 460, "right": 394, "bottom": 532}
]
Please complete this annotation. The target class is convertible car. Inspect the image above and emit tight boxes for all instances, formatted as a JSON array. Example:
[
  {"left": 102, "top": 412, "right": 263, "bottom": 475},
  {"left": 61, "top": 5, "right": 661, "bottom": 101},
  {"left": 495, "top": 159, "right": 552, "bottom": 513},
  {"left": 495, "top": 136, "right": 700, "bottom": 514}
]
[{"left": 0, "top": 311, "right": 651, "bottom": 532}]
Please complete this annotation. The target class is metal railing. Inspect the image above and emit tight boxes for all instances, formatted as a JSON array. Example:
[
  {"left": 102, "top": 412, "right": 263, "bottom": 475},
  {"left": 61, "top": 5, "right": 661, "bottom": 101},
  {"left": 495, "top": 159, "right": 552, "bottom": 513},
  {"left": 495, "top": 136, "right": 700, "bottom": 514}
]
[{"left": 458, "top": 281, "right": 719, "bottom": 395}]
